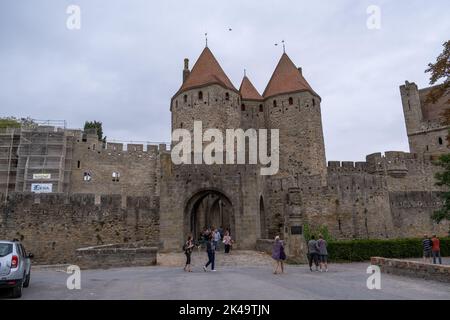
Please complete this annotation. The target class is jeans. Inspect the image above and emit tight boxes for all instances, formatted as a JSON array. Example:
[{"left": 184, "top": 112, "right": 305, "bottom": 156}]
[
  {"left": 205, "top": 250, "right": 215, "bottom": 270},
  {"left": 308, "top": 253, "right": 319, "bottom": 269},
  {"left": 432, "top": 250, "right": 442, "bottom": 264}
]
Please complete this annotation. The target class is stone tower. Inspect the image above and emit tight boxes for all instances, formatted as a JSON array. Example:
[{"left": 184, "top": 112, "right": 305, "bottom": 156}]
[
  {"left": 400, "top": 81, "right": 423, "bottom": 144},
  {"left": 264, "top": 53, "right": 327, "bottom": 182},
  {"left": 170, "top": 47, "right": 241, "bottom": 137},
  {"left": 400, "top": 81, "right": 450, "bottom": 155},
  {"left": 239, "top": 75, "right": 266, "bottom": 130}
]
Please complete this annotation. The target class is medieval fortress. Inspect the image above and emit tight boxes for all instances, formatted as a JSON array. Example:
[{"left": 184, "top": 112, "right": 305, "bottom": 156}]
[{"left": 0, "top": 46, "right": 449, "bottom": 263}]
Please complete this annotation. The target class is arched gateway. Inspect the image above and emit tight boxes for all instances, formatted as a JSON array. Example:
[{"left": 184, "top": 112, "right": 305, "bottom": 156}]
[{"left": 184, "top": 189, "right": 235, "bottom": 241}]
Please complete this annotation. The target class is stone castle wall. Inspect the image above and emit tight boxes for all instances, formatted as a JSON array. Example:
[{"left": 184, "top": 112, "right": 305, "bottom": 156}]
[
  {"left": 0, "top": 193, "right": 160, "bottom": 264},
  {"left": 69, "top": 135, "right": 165, "bottom": 197}
]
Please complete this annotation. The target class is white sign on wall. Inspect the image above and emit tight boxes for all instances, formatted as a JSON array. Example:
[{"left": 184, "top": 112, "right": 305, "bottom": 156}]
[
  {"left": 33, "top": 173, "right": 51, "bottom": 180},
  {"left": 31, "top": 183, "right": 53, "bottom": 193}
]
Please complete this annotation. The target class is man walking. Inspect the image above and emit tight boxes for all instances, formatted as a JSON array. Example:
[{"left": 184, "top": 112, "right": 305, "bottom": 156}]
[
  {"left": 431, "top": 234, "right": 442, "bottom": 265},
  {"left": 203, "top": 233, "right": 216, "bottom": 272},
  {"left": 308, "top": 235, "right": 319, "bottom": 272},
  {"left": 422, "top": 234, "right": 433, "bottom": 264}
]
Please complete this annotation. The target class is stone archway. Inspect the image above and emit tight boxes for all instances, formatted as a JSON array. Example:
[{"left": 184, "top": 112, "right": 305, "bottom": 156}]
[{"left": 184, "top": 189, "right": 235, "bottom": 242}]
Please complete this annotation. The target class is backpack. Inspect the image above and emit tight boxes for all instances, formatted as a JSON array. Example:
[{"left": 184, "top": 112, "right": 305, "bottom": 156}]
[{"left": 182, "top": 242, "right": 188, "bottom": 252}]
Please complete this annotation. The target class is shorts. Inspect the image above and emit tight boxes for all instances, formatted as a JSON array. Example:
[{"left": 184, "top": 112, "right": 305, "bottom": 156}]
[
  {"left": 423, "top": 250, "right": 432, "bottom": 258},
  {"left": 319, "top": 255, "right": 328, "bottom": 263}
]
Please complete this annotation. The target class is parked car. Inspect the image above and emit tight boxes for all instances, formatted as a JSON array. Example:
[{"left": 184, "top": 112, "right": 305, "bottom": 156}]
[{"left": 0, "top": 240, "right": 33, "bottom": 298}]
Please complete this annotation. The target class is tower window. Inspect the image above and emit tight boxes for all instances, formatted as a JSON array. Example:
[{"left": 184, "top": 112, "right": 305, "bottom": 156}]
[
  {"left": 183, "top": 95, "right": 187, "bottom": 103},
  {"left": 312, "top": 98, "right": 316, "bottom": 106},
  {"left": 259, "top": 104, "right": 263, "bottom": 112},
  {"left": 288, "top": 97, "right": 293, "bottom": 105},
  {"left": 273, "top": 100, "right": 277, "bottom": 107},
  {"left": 439, "top": 137, "right": 443, "bottom": 145},
  {"left": 175, "top": 100, "right": 178, "bottom": 108},
  {"left": 83, "top": 172, "right": 91, "bottom": 182},
  {"left": 198, "top": 91, "right": 203, "bottom": 100},
  {"left": 77, "top": 160, "right": 81, "bottom": 169},
  {"left": 241, "top": 104, "right": 246, "bottom": 111},
  {"left": 180, "top": 122, "right": 183, "bottom": 128},
  {"left": 225, "top": 93, "right": 229, "bottom": 101},
  {"left": 426, "top": 145, "right": 429, "bottom": 151}
]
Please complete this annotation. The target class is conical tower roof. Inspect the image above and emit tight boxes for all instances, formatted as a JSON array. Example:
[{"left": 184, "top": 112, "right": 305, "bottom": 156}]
[
  {"left": 175, "top": 47, "right": 237, "bottom": 96},
  {"left": 263, "top": 53, "right": 319, "bottom": 99},
  {"left": 239, "top": 76, "right": 263, "bottom": 101}
]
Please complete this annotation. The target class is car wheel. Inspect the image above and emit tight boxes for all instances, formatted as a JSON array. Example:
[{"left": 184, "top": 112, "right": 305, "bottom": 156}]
[
  {"left": 11, "top": 282, "right": 23, "bottom": 298},
  {"left": 23, "top": 272, "right": 30, "bottom": 288}
]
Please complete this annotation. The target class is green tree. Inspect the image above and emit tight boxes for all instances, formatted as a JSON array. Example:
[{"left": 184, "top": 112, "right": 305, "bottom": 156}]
[
  {"left": 433, "top": 154, "right": 450, "bottom": 223},
  {"left": 0, "top": 117, "right": 21, "bottom": 129},
  {"left": 425, "top": 40, "right": 449, "bottom": 105},
  {"left": 0, "top": 117, "right": 36, "bottom": 129},
  {"left": 84, "top": 121, "right": 104, "bottom": 141}
]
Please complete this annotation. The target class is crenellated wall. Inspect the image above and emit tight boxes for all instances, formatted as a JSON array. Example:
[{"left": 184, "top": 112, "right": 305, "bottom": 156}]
[
  {"left": 0, "top": 193, "right": 160, "bottom": 264},
  {"left": 69, "top": 137, "right": 168, "bottom": 197}
]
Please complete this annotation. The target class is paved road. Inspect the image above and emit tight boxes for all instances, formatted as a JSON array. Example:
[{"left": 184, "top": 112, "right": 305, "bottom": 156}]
[{"left": 1, "top": 259, "right": 449, "bottom": 300}]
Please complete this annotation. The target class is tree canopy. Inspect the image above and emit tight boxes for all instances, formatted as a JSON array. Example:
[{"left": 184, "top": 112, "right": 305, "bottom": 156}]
[
  {"left": 84, "top": 120, "right": 105, "bottom": 141},
  {"left": 425, "top": 40, "right": 450, "bottom": 104}
]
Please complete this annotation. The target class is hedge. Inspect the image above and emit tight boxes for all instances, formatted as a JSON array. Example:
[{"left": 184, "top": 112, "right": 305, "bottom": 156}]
[{"left": 327, "top": 238, "right": 450, "bottom": 262}]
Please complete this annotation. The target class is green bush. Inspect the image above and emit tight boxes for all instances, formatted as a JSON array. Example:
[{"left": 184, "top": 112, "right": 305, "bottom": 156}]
[
  {"left": 327, "top": 237, "right": 450, "bottom": 262},
  {"left": 303, "top": 224, "right": 334, "bottom": 243}
]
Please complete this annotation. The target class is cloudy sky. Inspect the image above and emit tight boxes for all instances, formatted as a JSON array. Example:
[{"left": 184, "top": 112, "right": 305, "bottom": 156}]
[{"left": 0, "top": 0, "right": 448, "bottom": 161}]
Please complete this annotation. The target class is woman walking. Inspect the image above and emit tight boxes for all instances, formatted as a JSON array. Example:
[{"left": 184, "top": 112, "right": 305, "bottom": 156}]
[
  {"left": 183, "top": 234, "right": 194, "bottom": 272},
  {"left": 203, "top": 233, "right": 216, "bottom": 272},
  {"left": 223, "top": 231, "right": 233, "bottom": 254},
  {"left": 272, "top": 236, "right": 286, "bottom": 274},
  {"left": 317, "top": 234, "right": 328, "bottom": 272}
]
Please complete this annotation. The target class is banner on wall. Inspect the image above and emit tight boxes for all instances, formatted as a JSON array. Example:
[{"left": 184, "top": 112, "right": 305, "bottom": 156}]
[
  {"left": 31, "top": 183, "right": 53, "bottom": 193},
  {"left": 33, "top": 173, "right": 51, "bottom": 180}
]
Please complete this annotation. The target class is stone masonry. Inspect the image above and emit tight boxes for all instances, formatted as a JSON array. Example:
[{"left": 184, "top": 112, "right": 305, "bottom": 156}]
[{"left": 0, "top": 46, "right": 449, "bottom": 263}]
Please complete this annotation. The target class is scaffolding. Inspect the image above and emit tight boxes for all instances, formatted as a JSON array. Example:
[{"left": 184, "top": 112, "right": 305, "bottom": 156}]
[
  {"left": 0, "top": 127, "right": 21, "bottom": 200},
  {"left": 15, "top": 120, "right": 74, "bottom": 193}
]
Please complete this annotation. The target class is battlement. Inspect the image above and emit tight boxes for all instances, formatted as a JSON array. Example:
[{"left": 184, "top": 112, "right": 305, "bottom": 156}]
[
  {"left": 327, "top": 161, "right": 367, "bottom": 172},
  {"left": 75, "top": 139, "right": 170, "bottom": 158},
  {"left": 328, "top": 150, "right": 439, "bottom": 179},
  {"left": 104, "top": 142, "right": 169, "bottom": 153}
]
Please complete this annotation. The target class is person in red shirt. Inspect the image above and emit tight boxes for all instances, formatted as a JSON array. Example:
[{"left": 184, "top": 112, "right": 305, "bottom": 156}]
[{"left": 431, "top": 234, "right": 442, "bottom": 265}]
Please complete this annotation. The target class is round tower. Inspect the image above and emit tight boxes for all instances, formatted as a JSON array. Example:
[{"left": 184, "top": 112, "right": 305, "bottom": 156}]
[{"left": 263, "top": 53, "right": 326, "bottom": 181}]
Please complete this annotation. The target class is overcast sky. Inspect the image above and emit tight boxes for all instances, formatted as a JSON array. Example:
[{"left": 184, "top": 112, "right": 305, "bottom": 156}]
[{"left": 0, "top": 0, "right": 448, "bottom": 161}]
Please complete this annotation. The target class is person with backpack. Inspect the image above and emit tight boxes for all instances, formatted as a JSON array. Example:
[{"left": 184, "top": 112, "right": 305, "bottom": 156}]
[
  {"left": 183, "top": 234, "right": 194, "bottom": 272},
  {"left": 272, "top": 236, "right": 286, "bottom": 274},
  {"left": 317, "top": 234, "right": 328, "bottom": 272}
]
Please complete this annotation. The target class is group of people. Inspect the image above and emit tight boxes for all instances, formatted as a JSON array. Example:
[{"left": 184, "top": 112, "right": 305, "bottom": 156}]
[
  {"left": 307, "top": 235, "right": 328, "bottom": 272},
  {"left": 271, "top": 234, "right": 329, "bottom": 274},
  {"left": 183, "top": 226, "right": 234, "bottom": 272},
  {"left": 422, "top": 234, "right": 442, "bottom": 264}
]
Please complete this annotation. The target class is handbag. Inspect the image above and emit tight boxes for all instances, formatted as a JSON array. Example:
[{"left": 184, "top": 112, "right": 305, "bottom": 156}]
[{"left": 280, "top": 245, "right": 286, "bottom": 260}]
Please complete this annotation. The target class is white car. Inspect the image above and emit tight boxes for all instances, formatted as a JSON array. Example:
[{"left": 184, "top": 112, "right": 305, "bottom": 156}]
[{"left": 0, "top": 240, "right": 33, "bottom": 298}]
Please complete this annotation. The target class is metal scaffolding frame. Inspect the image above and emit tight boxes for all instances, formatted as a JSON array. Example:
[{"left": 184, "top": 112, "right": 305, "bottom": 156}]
[
  {"left": 15, "top": 120, "right": 73, "bottom": 193},
  {"left": 0, "top": 128, "right": 21, "bottom": 202}
]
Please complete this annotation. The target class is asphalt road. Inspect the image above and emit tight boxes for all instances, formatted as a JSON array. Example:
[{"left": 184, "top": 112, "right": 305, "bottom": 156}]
[{"left": 1, "top": 260, "right": 449, "bottom": 300}]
